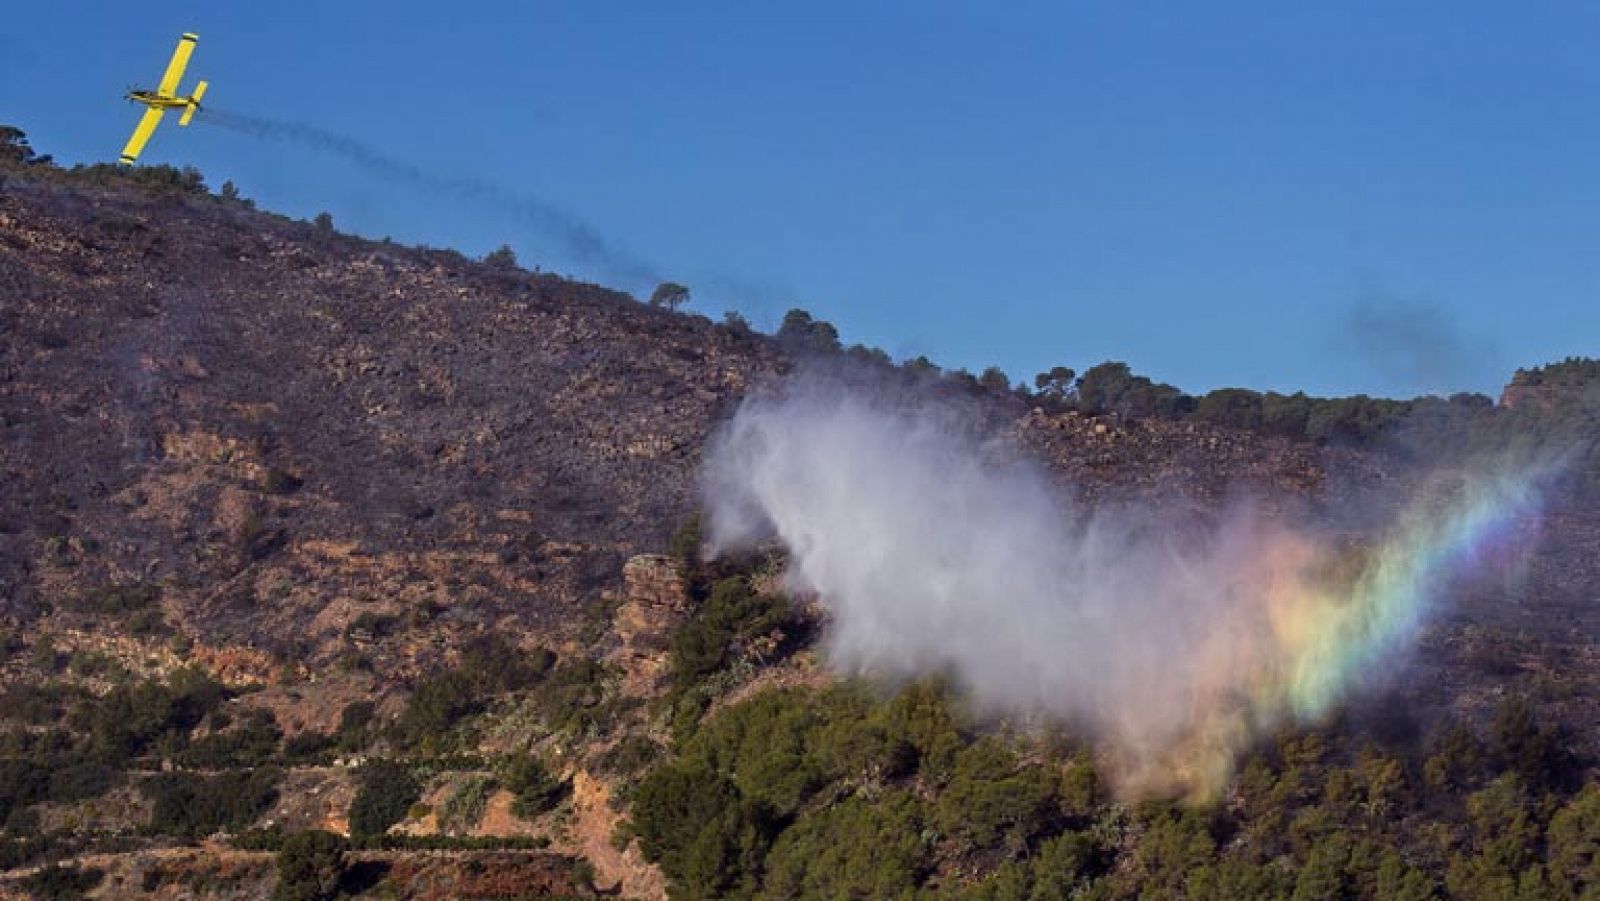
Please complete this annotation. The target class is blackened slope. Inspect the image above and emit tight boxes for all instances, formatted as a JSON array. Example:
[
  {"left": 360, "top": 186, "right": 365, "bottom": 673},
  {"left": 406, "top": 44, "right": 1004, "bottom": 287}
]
[{"left": 0, "top": 172, "right": 783, "bottom": 660}]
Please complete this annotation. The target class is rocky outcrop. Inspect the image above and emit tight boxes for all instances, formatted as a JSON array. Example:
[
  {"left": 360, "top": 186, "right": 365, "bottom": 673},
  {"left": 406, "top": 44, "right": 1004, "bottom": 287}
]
[
  {"left": 620, "top": 555, "right": 689, "bottom": 612},
  {"left": 610, "top": 555, "right": 690, "bottom": 696}
]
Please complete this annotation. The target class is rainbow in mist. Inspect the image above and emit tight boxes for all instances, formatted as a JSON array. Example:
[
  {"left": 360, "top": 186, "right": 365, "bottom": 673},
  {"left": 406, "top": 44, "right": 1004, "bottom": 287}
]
[
  {"left": 1154, "top": 462, "right": 1553, "bottom": 800},
  {"left": 1275, "top": 467, "right": 1548, "bottom": 721}
]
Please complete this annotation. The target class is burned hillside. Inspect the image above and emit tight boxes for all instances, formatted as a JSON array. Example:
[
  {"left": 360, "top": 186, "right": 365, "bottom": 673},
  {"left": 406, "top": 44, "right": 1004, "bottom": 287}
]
[
  {"left": 1, "top": 153, "right": 1597, "bottom": 899},
  {"left": 0, "top": 166, "right": 786, "bottom": 673}
]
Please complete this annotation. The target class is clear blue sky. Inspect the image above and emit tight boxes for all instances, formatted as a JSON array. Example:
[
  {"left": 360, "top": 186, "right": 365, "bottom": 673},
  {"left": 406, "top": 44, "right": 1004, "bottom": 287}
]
[{"left": 5, "top": 2, "right": 1598, "bottom": 398}]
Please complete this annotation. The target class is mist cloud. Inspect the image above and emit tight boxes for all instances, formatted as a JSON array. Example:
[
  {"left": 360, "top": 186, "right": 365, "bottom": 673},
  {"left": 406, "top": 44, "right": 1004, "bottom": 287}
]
[{"left": 704, "top": 372, "right": 1550, "bottom": 797}]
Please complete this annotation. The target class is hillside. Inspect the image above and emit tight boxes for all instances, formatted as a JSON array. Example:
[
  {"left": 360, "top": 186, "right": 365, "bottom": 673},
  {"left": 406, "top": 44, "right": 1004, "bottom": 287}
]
[
  {"left": 0, "top": 165, "right": 787, "bottom": 673},
  {"left": 1, "top": 154, "right": 1597, "bottom": 899}
]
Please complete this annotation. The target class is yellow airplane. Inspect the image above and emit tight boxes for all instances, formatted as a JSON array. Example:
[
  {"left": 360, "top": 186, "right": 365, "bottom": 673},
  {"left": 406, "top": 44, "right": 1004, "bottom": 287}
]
[{"left": 120, "top": 32, "right": 209, "bottom": 164}]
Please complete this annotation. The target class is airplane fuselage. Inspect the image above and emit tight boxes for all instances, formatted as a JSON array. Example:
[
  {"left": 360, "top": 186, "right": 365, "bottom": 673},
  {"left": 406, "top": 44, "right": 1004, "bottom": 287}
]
[{"left": 127, "top": 90, "right": 193, "bottom": 110}]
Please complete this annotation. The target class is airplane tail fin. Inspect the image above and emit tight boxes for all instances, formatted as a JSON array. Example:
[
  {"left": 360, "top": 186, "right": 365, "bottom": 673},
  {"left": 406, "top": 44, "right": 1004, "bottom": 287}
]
[{"left": 179, "top": 81, "right": 208, "bottom": 126}]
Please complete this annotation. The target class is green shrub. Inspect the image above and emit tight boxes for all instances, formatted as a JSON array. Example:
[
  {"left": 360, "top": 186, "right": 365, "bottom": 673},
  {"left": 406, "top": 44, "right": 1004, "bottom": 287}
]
[
  {"left": 282, "top": 730, "right": 336, "bottom": 763},
  {"left": 334, "top": 700, "right": 375, "bottom": 752},
  {"left": 503, "top": 755, "right": 567, "bottom": 819},
  {"left": 759, "top": 791, "right": 929, "bottom": 900},
  {"left": 177, "top": 719, "right": 283, "bottom": 769},
  {"left": 30, "top": 641, "right": 63, "bottom": 674},
  {"left": 1059, "top": 751, "right": 1103, "bottom": 818},
  {"left": 684, "top": 689, "right": 824, "bottom": 817},
  {"left": 79, "top": 668, "right": 227, "bottom": 764},
  {"left": 1077, "top": 361, "right": 1191, "bottom": 418},
  {"left": 806, "top": 685, "right": 910, "bottom": 786},
  {"left": 845, "top": 343, "right": 894, "bottom": 367},
  {"left": 962, "top": 830, "right": 1102, "bottom": 900},
  {"left": 0, "top": 683, "right": 76, "bottom": 725},
  {"left": 529, "top": 658, "right": 610, "bottom": 736},
  {"left": 483, "top": 243, "right": 518, "bottom": 268},
  {"left": 392, "top": 633, "right": 557, "bottom": 752},
  {"left": 0, "top": 630, "right": 21, "bottom": 661},
  {"left": 70, "top": 162, "right": 206, "bottom": 195},
  {"left": 0, "top": 125, "right": 46, "bottom": 165},
  {"left": 633, "top": 681, "right": 978, "bottom": 898},
  {"left": 1125, "top": 805, "right": 1218, "bottom": 897},
  {"left": 143, "top": 767, "right": 282, "bottom": 837},
  {"left": 936, "top": 738, "right": 1059, "bottom": 851},
  {"left": 437, "top": 775, "right": 495, "bottom": 835},
  {"left": 597, "top": 735, "right": 663, "bottom": 777},
  {"left": 1425, "top": 722, "right": 1490, "bottom": 794},
  {"left": 875, "top": 678, "right": 964, "bottom": 784},
  {"left": 1490, "top": 696, "right": 1569, "bottom": 788},
  {"left": 348, "top": 759, "right": 420, "bottom": 837},
  {"left": 0, "top": 833, "right": 53, "bottom": 871},
  {"left": 393, "top": 669, "right": 479, "bottom": 751},
  {"left": 20, "top": 863, "right": 104, "bottom": 900},
  {"left": 669, "top": 577, "right": 790, "bottom": 690},
  {"left": 649, "top": 282, "right": 691, "bottom": 311},
  {"left": 668, "top": 515, "right": 702, "bottom": 564},
  {"left": 344, "top": 611, "right": 396, "bottom": 642},
  {"left": 1030, "top": 831, "right": 1098, "bottom": 897},
  {"left": 775, "top": 308, "right": 841, "bottom": 354},
  {"left": 77, "top": 581, "right": 159, "bottom": 615},
  {"left": 0, "top": 757, "right": 47, "bottom": 825},
  {"left": 616, "top": 671, "right": 1600, "bottom": 899},
  {"left": 273, "top": 830, "right": 348, "bottom": 901},
  {"left": 124, "top": 606, "right": 169, "bottom": 637},
  {"left": 630, "top": 762, "right": 772, "bottom": 899},
  {"left": 262, "top": 467, "right": 304, "bottom": 495},
  {"left": 1194, "top": 388, "right": 1265, "bottom": 431},
  {"left": 1546, "top": 784, "right": 1600, "bottom": 897},
  {"left": 45, "top": 762, "right": 116, "bottom": 805}
]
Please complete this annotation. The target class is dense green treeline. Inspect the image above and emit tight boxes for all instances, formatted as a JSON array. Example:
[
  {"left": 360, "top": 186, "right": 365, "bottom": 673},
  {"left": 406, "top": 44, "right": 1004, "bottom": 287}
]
[
  {"left": 627, "top": 678, "right": 1596, "bottom": 900},
  {"left": 626, "top": 540, "right": 1597, "bottom": 900}
]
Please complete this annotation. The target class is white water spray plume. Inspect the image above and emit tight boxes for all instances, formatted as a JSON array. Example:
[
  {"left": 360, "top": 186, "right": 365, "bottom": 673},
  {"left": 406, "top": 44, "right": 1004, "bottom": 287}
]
[{"left": 703, "top": 373, "right": 1553, "bottom": 798}]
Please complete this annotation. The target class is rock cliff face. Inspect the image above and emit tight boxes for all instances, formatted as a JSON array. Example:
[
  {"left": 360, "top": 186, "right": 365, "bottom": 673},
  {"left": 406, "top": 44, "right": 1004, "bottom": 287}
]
[
  {"left": 610, "top": 555, "right": 690, "bottom": 697},
  {"left": 1499, "top": 359, "right": 1600, "bottom": 413}
]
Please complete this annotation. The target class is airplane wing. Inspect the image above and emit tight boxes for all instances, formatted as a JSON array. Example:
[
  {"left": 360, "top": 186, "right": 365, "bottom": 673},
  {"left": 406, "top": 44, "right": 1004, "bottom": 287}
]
[
  {"left": 156, "top": 32, "right": 199, "bottom": 98},
  {"left": 120, "top": 107, "right": 165, "bottom": 164}
]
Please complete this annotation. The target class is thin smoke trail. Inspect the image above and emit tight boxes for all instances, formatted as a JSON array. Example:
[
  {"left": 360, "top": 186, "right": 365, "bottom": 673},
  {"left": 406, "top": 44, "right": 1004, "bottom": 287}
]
[{"left": 197, "top": 108, "right": 662, "bottom": 287}]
